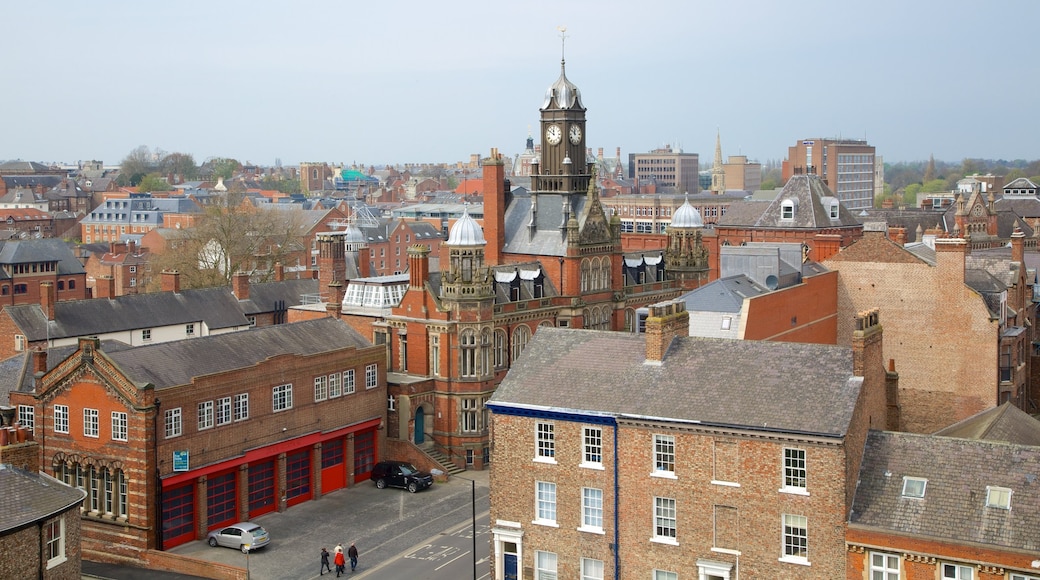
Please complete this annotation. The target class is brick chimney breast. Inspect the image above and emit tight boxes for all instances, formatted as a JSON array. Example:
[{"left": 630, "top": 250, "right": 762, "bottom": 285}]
[
  {"left": 644, "top": 299, "right": 690, "bottom": 365},
  {"left": 232, "top": 271, "right": 250, "bottom": 300}
]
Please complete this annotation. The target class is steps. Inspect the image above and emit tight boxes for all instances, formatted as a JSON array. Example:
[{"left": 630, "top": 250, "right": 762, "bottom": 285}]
[{"left": 424, "top": 447, "right": 466, "bottom": 476}]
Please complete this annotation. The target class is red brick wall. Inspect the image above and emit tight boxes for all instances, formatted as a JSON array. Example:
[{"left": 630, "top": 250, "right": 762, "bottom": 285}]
[{"left": 742, "top": 270, "right": 838, "bottom": 344}]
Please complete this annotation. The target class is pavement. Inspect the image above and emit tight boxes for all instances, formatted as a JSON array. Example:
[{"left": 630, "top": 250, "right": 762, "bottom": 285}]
[{"left": 82, "top": 469, "right": 489, "bottom": 580}]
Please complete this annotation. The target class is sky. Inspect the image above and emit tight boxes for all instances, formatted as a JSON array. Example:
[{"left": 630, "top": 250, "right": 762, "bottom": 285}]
[{"left": 3, "top": 0, "right": 1038, "bottom": 170}]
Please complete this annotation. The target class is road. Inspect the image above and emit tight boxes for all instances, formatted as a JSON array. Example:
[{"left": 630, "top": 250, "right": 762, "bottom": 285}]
[{"left": 356, "top": 509, "right": 491, "bottom": 580}]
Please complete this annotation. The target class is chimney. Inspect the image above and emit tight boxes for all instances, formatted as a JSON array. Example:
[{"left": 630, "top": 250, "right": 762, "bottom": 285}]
[
  {"left": 274, "top": 262, "right": 285, "bottom": 282},
  {"left": 934, "top": 237, "right": 967, "bottom": 286},
  {"left": 128, "top": 240, "right": 137, "bottom": 255},
  {"left": 852, "top": 308, "right": 896, "bottom": 430},
  {"left": 0, "top": 431, "right": 40, "bottom": 472},
  {"left": 316, "top": 233, "right": 346, "bottom": 293},
  {"left": 232, "top": 271, "right": 250, "bottom": 300},
  {"left": 32, "top": 347, "right": 47, "bottom": 376},
  {"left": 326, "top": 281, "right": 344, "bottom": 318},
  {"left": 597, "top": 147, "right": 604, "bottom": 160},
  {"left": 1012, "top": 226, "right": 1025, "bottom": 265},
  {"left": 358, "top": 247, "right": 371, "bottom": 278},
  {"left": 408, "top": 245, "right": 431, "bottom": 290},
  {"left": 96, "top": 275, "right": 115, "bottom": 299},
  {"left": 39, "top": 281, "right": 55, "bottom": 320},
  {"left": 644, "top": 299, "right": 690, "bottom": 364},
  {"left": 162, "top": 270, "right": 181, "bottom": 293},
  {"left": 482, "top": 149, "right": 506, "bottom": 266}
]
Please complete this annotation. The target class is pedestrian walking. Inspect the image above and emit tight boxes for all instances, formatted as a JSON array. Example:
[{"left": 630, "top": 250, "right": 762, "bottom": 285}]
[
  {"left": 347, "top": 542, "right": 359, "bottom": 572},
  {"left": 320, "top": 547, "right": 332, "bottom": 575},
  {"left": 334, "top": 543, "right": 346, "bottom": 577}
]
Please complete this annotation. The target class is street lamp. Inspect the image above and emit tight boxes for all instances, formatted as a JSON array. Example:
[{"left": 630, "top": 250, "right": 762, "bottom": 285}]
[{"left": 454, "top": 475, "right": 478, "bottom": 580}]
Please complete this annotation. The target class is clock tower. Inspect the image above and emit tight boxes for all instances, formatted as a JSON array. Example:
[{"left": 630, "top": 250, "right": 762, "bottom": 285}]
[{"left": 533, "top": 53, "right": 592, "bottom": 195}]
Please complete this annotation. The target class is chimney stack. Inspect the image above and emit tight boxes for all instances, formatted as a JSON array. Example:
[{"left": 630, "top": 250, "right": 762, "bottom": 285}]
[
  {"left": 39, "top": 281, "right": 55, "bottom": 320},
  {"left": 274, "top": 262, "right": 285, "bottom": 282},
  {"left": 326, "top": 281, "right": 344, "bottom": 318},
  {"left": 232, "top": 271, "right": 250, "bottom": 300},
  {"left": 96, "top": 275, "right": 115, "bottom": 299},
  {"left": 162, "top": 270, "right": 181, "bottom": 293},
  {"left": 408, "top": 245, "right": 431, "bottom": 290},
  {"left": 482, "top": 149, "right": 506, "bottom": 266},
  {"left": 1012, "top": 226, "right": 1025, "bottom": 265},
  {"left": 32, "top": 347, "right": 47, "bottom": 376},
  {"left": 644, "top": 299, "right": 690, "bottom": 364}
]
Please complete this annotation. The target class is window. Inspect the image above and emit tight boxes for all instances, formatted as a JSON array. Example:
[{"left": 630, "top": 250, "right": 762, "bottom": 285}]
[
  {"left": 654, "top": 434, "right": 675, "bottom": 475},
  {"left": 129, "top": 265, "right": 137, "bottom": 273},
  {"left": 14, "top": 334, "right": 25, "bottom": 351},
  {"left": 142, "top": 328, "right": 151, "bottom": 341},
  {"left": 829, "top": 202, "right": 839, "bottom": 219},
  {"left": 986, "top": 486, "right": 1012, "bottom": 509},
  {"left": 494, "top": 330, "right": 507, "bottom": 368},
  {"left": 782, "top": 514, "right": 808, "bottom": 562},
  {"left": 329, "top": 372, "right": 342, "bottom": 398},
  {"left": 653, "top": 572, "right": 677, "bottom": 580},
  {"left": 783, "top": 448, "right": 807, "bottom": 491},
  {"left": 344, "top": 369, "right": 356, "bottom": 394},
  {"left": 430, "top": 334, "right": 440, "bottom": 376},
  {"left": 462, "top": 398, "right": 478, "bottom": 432},
  {"left": 165, "top": 408, "right": 182, "bottom": 438},
  {"left": 870, "top": 552, "right": 900, "bottom": 580},
  {"left": 185, "top": 323, "right": 195, "bottom": 337},
  {"left": 781, "top": 199, "right": 795, "bottom": 219},
  {"left": 942, "top": 564, "right": 973, "bottom": 579},
  {"left": 54, "top": 405, "right": 69, "bottom": 433},
  {"left": 535, "top": 551, "right": 557, "bottom": 580},
  {"left": 902, "top": 476, "right": 927, "bottom": 498},
  {"left": 84, "top": 408, "right": 99, "bottom": 438},
  {"left": 583, "top": 427, "right": 602, "bottom": 466},
  {"left": 721, "top": 316, "right": 732, "bottom": 330},
  {"left": 18, "top": 405, "right": 34, "bottom": 431},
  {"left": 314, "top": 375, "right": 328, "bottom": 402},
  {"left": 198, "top": 401, "right": 214, "bottom": 430},
  {"left": 460, "top": 330, "right": 477, "bottom": 377},
  {"left": 216, "top": 397, "right": 232, "bottom": 425},
  {"left": 234, "top": 393, "right": 249, "bottom": 421},
  {"left": 111, "top": 412, "right": 127, "bottom": 441},
  {"left": 1011, "top": 574, "right": 1040, "bottom": 580},
  {"left": 535, "top": 481, "right": 557, "bottom": 524},
  {"left": 511, "top": 325, "right": 531, "bottom": 362},
  {"left": 581, "top": 558, "right": 604, "bottom": 580},
  {"left": 45, "top": 518, "right": 65, "bottom": 569},
  {"left": 536, "top": 421, "right": 555, "bottom": 461},
  {"left": 248, "top": 316, "right": 256, "bottom": 327},
  {"left": 654, "top": 497, "right": 677, "bottom": 542},
  {"left": 581, "top": 487, "right": 603, "bottom": 532},
  {"left": 273, "top": 384, "right": 293, "bottom": 411}
]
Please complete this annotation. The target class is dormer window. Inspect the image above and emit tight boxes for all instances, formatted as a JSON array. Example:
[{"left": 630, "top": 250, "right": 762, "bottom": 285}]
[
  {"left": 781, "top": 199, "right": 796, "bottom": 219},
  {"left": 901, "top": 476, "right": 927, "bottom": 498},
  {"left": 829, "top": 201, "right": 839, "bottom": 219},
  {"left": 986, "top": 486, "right": 1012, "bottom": 509}
]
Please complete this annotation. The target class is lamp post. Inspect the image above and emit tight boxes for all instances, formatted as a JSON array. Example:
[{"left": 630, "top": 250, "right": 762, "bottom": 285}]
[{"left": 454, "top": 475, "right": 478, "bottom": 580}]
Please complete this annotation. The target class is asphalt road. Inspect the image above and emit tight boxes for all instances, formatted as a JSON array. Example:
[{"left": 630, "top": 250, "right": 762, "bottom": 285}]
[{"left": 170, "top": 471, "right": 490, "bottom": 580}]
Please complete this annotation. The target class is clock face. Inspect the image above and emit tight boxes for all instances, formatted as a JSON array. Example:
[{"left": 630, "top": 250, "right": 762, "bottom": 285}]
[
  {"left": 545, "top": 124, "right": 562, "bottom": 145},
  {"left": 569, "top": 125, "right": 582, "bottom": 144}
]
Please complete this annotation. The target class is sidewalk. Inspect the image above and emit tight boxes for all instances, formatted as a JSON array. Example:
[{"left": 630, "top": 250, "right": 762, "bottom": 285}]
[{"left": 82, "top": 560, "right": 210, "bottom": 580}]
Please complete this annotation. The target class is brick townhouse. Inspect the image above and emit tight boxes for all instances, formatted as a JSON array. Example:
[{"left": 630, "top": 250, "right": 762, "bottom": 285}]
[
  {"left": 487, "top": 300, "right": 895, "bottom": 580},
  {"left": 3, "top": 317, "right": 386, "bottom": 560},
  {"left": 0, "top": 238, "right": 88, "bottom": 307}
]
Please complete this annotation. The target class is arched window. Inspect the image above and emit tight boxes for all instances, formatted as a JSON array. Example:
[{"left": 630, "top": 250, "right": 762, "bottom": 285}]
[
  {"left": 580, "top": 259, "right": 591, "bottom": 292},
  {"left": 511, "top": 325, "right": 531, "bottom": 363},
  {"left": 460, "top": 330, "right": 477, "bottom": 378},
  {"left": 494, "top": 329, "right": 507, "bottom": 369},
  {"left": 480, "top": 329, "right": 492, "bottom": 377}
]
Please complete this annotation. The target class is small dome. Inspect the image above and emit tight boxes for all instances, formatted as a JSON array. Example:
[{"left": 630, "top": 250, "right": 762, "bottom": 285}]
[
  {"left": 541, "top": 60, "right": 584, "bottom": 111},
  {"left": 671, "top": 198, "right": 703, "bottom": 228},
  {"left": 446, "top": 209, "right": 486, "bottom": 246},
  {"left": 344, "top": 222, "right": 365, "bottom": 244}
]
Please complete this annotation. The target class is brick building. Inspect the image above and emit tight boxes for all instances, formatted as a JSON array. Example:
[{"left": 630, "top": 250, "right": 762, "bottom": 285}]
[
  {"left": 782, "top": 138, "right": 876, "bottom": 210},
  {"left": 628, "top": 146, "right": 700, "bottom": 194},
  {"left": 4, "top": 317, "right": 386, "bottom": 558},
  {"left": 487, "top": 301, "right": 895, "bottom": 580},
  {"left": 824, "top": 224, "right": 1035, "bottom": 432},
  {"left": 0, "top": 239, "right": 89, "bottom": 307}
]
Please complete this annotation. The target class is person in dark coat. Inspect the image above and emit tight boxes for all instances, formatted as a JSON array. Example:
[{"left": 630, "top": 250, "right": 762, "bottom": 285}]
[
  {"left": 347, "top": 542, "right": 359, "bottom": 572},
  {"left": 320, "top": 547, "right": 332, "bottom": 575}
]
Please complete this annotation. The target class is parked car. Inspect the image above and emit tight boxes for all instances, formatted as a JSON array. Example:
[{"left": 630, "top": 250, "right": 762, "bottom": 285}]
[
  {"left": 207, "top": 522, "right": 270, "bottom": 553},
  {"left": 371, "top": 460, "right": 433, "bottom": 493}
]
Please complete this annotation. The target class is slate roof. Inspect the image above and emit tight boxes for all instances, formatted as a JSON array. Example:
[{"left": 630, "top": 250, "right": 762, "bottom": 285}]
[
  {"left": 0, "top": 239, "right": 86, "bottom": 281},
  {"left": 855, "top": 208, "right": 946, "bottom": 243},
  {"left": 1, "top": 175, "right": 63, "bottom": 191},
  {"left": 0, "top": 464, "right": 86, "bottom": 533},
  {"left": 237, "top": 278, "right": 319, "bottom": 315},
  {"left": 715, "top": 199, "right": 769, "bottom": 227},
  {"left": 680, "top": 275, "right": 769, "bottom": 313},
  {"left": 4, "top": 286, "right": 250, "bottom": 341},
  {"left": 752, "top": 175, "right": 861, "bottom": 229},
  {"left": 851, "top": 431, "right": 1040, "bottom": 552},
  {"left": 935, "top": 402, "right": 1040, "bottom": 446},
  {"left": 490, "top": 327, "right": 860, "bottom": 437},
  {"left": 502, "top": 191, "right": 586, "bottom": 256},
  {"left": 0, "top": 160, "right": 57, "bottom": 174}
]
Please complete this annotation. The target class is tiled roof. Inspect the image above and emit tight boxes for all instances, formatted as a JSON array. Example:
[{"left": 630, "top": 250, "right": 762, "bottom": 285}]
[
  {"left": 490, "top": 327, "right": 860, "bottom": 437},
  {"left": 851, "top": 431, "right": 1040, "bottom": 552},
  {"left": 935, "top": 402, "right": 1040, "bottom": 445},
  {"left": 825, "top": 230, "right": 926, "bottom": 264},
  {"left": 238, "top": 279, "right": 318, "bottom": 315},
  {"left": 715, "top": 199, "right": 769, "bottom": 226},
  {"left": 0, "top": 239, "right": 86, "bottom": 279},
  {"left": 502, "top": 192, "right": 586, "bottom": 257},
  {"left": 751, "top": 175, "right": 861, "bottom": 229},
  {"left": 680, "top": 275, "right": 768, "bottom": 313},
  {"left": 0, "top": 464, "right": 85, "bottom": 533}
]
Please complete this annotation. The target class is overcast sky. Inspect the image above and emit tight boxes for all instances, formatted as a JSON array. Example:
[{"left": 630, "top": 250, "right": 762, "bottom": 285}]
[{"left": 3, "top": 0, "right": 1036, "bottom": 169}]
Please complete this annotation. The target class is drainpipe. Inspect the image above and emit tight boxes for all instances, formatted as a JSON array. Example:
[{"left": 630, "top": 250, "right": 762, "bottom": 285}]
[
  {"left": 613, "top": 420, "right": 620, "bottom": 580},
  {"left": 154, "top": 397, "right": 163, "bottom": 551},
  {"left": 37, "top": 521, "right": 43, "bottom": 580}
]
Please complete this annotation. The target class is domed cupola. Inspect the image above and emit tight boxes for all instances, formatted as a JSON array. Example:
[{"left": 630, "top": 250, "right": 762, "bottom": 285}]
[
  {"left": 446, "top": 208, "right": 486, "bottom": 246},
  {"left": 671, "top": 196, "right": 704, "bottom": 229},
  {"left": 541, "top": 59, "right": 585, "bottom": 112},
  {"left": 343, "top": 221, "right": 366, "bottom": 252}
]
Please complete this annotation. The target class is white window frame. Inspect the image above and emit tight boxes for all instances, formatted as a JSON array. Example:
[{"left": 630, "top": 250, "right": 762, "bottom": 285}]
[
  {"left": 535, "top": 421, "right": 555, "bottom": 463},
  {"left": 314, "top": 375, "right": 328, "bottom": 402},
  {"left": 986, "top": 486, "right": 1012, "bottom": 509},
  {"left": 781, "top": 447, "right": 808, "bottom": 494},
  {"left": 111, "top": 411, "right": 127, "bottom": 441},
  {"left": 83, "top": 408, "right": 99, "bottom": 438},
  {"left": 165, "top": 408, "right": 182, "bottom": 438},
  {"left": 14, "top": 334, "right": 25, "bottom": 351},
  {"left": 581, "top": 427, "right": 603, "bottom": 468},
  {"left": 901, "top": 476, "right": 927, "bottom": 498},
  {"left": 142, "top": 328, "right": 151, "bottom": 341},
  {"left": 328, "top": 372, "right": 341, "bottom": 398},
  {"left": 653, "top": 434, "right": 676, "bottom": 478},
  {"left": 18, "top": 404, "right": 34, "bottom": 431},
  {"left": 534, "top": 481, "right": 557, "bottom": 526},
  {"left": 869, "top": 551, "right": 900, "bottom": 580},
  {"left": 44, "top": 517, "right": 66, "bottom": 569},
  {"left": 780, "top": 513, "right": 809, "bottom": 565},
  {"left": 653, "top": 496, "right": 678, "bottom": 544},
  {"left": 273, "top": 384, "right": 293, "bottom": 412},
  {"left": 579, "top": 487, "right": 604, "bottom": 533},
  {"left": 54, "top": 405, "right": 69, "bottom": 434},
  {"left": 1010, "top": 574, "right": 1040, "bottom": 580},
  {"left": 185, "top": 323, "right": 195, "bottom": 337},
  {"left": 942, "top": 563, "right": 974, "bottom": 579},
  {"left": 197, "top": 401, "right": 214, "bottom": 430},
  {"left": 234, "top": 393, "right": 249, "bottom": 421},
  {"left": 653, "top": 570, "right": 678, "bottom": 580},
  {"left": 216, "top": 397, "right": 232, "bottom": 425},
  {"left": 535, "top": 550, "right": 557, "bottom": 580},
  {"left": 365, "top": 363, "right": 377, "bottom": 388},
  {"left": 461, "top": 397, "right": 478, "bottom": 433},
  {"left": 580, "top": 557, "right": 604, "bottom": 580},
  {"left": 344, "top": 369, "right": 356, "bottom": 394}
]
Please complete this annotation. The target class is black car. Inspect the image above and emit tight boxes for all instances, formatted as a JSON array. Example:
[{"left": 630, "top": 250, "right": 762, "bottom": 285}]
[{"left": 371, "top": 460, "right": 433, "bottom": 493}]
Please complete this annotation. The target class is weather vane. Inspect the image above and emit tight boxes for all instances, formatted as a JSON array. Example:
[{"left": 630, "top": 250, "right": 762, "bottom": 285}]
[{"left": 557, "top": 25, "right": 567, "bottom": 60}]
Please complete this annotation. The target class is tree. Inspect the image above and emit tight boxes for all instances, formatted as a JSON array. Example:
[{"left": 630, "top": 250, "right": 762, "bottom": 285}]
[
  {"left": 146, "top": 192, "right": 307, "bottom": 291},
  {"left": 137, "top": 173, "right": 174, "bottom": 193},
  {"left": 210, "top": 158, "right": 241, "bottom": 180},
  {"left": 923, "top": 155, "right": 935, "bottom": 183},
  {"left": 159, "top": 152, "right": 198, "bottom": 180},
  {"left": 117, "top": 145, "right": 156, "bottom": 186}
]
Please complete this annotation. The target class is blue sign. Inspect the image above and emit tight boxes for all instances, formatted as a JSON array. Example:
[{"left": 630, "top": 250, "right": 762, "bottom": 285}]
[{"left": 173, "top": 450, "right": 189, "bottom": 472}]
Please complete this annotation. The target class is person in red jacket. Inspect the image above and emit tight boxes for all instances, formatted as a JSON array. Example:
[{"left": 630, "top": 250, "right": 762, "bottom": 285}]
[{"left": 333, "top": 544, "right": 346, "bottom": 577}]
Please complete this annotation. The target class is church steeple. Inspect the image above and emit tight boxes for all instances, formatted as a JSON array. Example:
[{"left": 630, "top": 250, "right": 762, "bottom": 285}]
[{"left": 711, "top": 129, "right": 725, "bottom": 195}]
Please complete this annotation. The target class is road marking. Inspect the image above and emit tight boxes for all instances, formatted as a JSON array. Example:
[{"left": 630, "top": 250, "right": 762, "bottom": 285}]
[{"left": 435, "top": 549, "right": 471, "bottom": 570}]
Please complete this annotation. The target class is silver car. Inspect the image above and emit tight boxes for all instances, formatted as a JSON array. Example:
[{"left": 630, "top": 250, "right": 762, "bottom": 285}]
[{"left": 206, "top": 522, "right": 270, "bottom": 553}]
